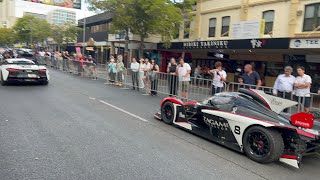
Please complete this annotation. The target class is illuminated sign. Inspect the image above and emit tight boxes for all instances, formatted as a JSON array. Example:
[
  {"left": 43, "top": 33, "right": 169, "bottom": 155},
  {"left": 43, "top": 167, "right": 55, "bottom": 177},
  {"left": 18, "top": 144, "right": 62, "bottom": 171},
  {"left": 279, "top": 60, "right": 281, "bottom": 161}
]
[{"left": 24, "top": 0, "right": 81, "bottom": 9}]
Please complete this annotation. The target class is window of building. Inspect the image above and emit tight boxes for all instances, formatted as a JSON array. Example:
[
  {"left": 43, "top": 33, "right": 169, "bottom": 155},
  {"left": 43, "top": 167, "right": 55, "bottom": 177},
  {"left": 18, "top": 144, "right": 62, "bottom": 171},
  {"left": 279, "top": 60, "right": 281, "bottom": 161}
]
[
  {"left": 303, "top": 3, "right": 320, "bottom": 31},
  {"left": 221, "top": 16, "right": 230, "bottom": 37},
  {"left": 263, "top": 10, "right": 274, "bottom": 35},
  {"left": 183, "top": 21, "right": 190, "bottom": 39},
  {"left": 208, "top": 18, "right": 216, "bottom": 37}
]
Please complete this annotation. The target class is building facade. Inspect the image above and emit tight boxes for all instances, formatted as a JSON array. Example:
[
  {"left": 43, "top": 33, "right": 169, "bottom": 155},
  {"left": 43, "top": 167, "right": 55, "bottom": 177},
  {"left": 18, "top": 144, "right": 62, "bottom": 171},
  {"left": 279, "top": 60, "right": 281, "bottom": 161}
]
[
  {"left": 158, "top": 0, "right": 320, "bottom": 92},
  {"left": 47, "top": 9, "right": 76, "bottom": 25},
  {"left": 24, "top": 12, "right": 47, "bottom": 20},
  {"left": 0, "top": 0, "right": 16, "bottom": 28}
]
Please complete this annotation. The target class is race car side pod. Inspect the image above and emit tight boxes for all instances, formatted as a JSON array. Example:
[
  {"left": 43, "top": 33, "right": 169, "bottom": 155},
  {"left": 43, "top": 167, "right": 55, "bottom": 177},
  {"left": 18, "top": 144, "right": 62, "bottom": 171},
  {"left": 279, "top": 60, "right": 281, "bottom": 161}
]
[{"left": 279, "top": 154, "right": 302, "bottom": 169}]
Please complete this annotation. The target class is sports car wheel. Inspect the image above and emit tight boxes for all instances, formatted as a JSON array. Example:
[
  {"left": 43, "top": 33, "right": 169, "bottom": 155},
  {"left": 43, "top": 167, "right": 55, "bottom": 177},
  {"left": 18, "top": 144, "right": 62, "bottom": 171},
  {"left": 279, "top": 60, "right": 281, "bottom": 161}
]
[
  {"left": 0, "top": 72, "right": 7, "bottom": 86},
  {"left": 161, "top": 101, "right": 175, "bottom": 124},
  {"left": 40, "top": 80, "right": 48, "bottom": 85},
  {"left": 243, "top": 126, "right": 284, "bottom": 164}
]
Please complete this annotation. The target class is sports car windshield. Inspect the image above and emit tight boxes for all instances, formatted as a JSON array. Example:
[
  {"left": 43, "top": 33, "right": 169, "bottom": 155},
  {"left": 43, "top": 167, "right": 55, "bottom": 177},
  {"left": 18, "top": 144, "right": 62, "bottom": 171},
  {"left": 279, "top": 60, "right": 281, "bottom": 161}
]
[{"left": 9, "top": 61, "right": 34, "bottom": 65}]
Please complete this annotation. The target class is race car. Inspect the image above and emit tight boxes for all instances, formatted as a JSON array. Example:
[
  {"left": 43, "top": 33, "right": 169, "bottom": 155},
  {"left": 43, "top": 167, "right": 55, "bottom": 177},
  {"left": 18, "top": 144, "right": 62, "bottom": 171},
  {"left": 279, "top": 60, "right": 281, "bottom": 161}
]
[
  {"left": 154, "top": 88, "right": 320, "bottom": 168},
  {"left": 0, "top": 58, "right": 49, "bottom": 85}
]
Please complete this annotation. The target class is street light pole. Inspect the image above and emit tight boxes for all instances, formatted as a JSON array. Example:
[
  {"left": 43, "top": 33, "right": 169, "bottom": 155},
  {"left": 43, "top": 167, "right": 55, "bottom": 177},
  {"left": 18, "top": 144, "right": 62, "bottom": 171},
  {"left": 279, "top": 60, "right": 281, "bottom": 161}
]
[{"left": 82, "top": 15, "right": 86, "bottom": 55}]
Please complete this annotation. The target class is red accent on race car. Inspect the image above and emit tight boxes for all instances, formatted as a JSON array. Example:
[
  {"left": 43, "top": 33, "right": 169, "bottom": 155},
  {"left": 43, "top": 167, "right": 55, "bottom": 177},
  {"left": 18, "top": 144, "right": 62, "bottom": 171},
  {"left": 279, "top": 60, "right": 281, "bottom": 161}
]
[
  {"left": 290, "top": 112, "right": 314, "bottom": 129},
  {"left": 184, "top": 101, "right": 198, "bottom": 106},
  {"left": 281, "top": 155, "right": 297, "bottom": 159},
  {"left": 247, "top": 88, "right": 271, "bottom": 110},
  {"left": 296, "top": 129, "right": 316, "bottom": 139},
  {"left": 160, "top": 97, "right": 183, "bottom": 107}
]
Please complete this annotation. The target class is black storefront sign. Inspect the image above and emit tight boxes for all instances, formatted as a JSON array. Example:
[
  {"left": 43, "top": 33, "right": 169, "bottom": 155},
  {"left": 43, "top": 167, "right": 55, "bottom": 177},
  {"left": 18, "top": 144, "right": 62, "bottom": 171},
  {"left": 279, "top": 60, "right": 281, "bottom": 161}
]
[{"left": 158, "top": 38, "right": 290, "bottom": 50}]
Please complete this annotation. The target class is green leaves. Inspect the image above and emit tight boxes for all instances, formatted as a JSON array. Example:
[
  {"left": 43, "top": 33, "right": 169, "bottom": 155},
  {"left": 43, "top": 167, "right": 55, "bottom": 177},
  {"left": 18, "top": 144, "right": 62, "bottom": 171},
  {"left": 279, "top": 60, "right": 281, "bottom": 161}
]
[
  {"left": 88, "top": 0, "right": 194, "bottom": 49},
  {"left": 13, "top": 15, "right": 52, "bottom": 45},
  {"left": 0, "top": 28, "right": 16, "bottom": 46},
  {"left": 51, "top": 24, "right": 81, "bottom": 46}
]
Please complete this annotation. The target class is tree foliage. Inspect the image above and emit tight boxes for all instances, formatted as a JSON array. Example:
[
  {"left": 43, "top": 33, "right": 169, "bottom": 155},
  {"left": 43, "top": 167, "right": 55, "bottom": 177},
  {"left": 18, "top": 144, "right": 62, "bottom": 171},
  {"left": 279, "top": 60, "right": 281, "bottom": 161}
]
[
  {"left": 13, "top": 15, "right": 52, "bottom": 45},
  {"left": 0, "top": 28, "right": 17, "bottom": 46},
  {"left": 51, "top": 24, "right": 81, "bottom": 50},
  {"left": 89, "top": 0, "right": 195, "bottom": 50}
]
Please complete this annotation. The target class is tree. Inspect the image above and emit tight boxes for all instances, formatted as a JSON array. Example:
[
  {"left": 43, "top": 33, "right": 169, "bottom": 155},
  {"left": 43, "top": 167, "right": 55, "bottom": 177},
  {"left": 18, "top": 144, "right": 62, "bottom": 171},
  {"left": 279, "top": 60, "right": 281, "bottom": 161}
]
[
  {"left": 89, "top": 0, "right": 195, "bottom": 56},
  {"left": 51, "top": 25, "right": 65, "bottom": 51},
  {"left": 51, "top": 24, "right": 81, "bottom": 51},
  {"left": 0, "top": 28, "right": 17, "bottom": 46},
  {"left": 13, "top": 15, "right": 52, "bottom": 48},
  {"left": 64, "top": 25, "right": 81, "bottom": 43}
]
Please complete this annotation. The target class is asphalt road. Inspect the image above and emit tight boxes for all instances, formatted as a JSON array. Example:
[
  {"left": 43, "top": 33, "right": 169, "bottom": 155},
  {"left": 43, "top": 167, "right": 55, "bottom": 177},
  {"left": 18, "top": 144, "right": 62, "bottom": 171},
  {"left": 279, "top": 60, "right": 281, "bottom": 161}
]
[{"left": 0, "top": 69, "right": 319, "bottom": 180}]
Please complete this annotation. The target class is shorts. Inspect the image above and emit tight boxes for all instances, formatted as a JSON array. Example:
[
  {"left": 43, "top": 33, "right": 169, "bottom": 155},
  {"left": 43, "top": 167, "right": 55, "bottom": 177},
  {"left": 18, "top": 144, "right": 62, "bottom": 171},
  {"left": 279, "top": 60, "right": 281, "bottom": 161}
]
[
  {"left": 180, "top": 81, "right": 190, "bottom": 92},
  {"left": 295, "top": 96, "right": 311, "bottom": 108}
]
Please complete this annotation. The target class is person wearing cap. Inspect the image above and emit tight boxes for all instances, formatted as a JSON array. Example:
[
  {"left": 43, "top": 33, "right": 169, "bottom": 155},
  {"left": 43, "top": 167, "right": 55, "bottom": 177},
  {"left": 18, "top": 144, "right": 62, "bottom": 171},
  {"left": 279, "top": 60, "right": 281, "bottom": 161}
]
[{"left": 272, "top": 66, "right": 295, "bottom": 99}]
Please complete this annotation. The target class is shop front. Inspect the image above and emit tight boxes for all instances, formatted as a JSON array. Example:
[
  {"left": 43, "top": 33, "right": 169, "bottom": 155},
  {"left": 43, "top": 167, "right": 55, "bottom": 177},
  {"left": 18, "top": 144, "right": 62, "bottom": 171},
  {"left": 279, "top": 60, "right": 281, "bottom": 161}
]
[
  {"left": 158, "top": 38, "right": 290, "bottom": 87},
  {"left": 289, "top": 38, "right": 320, "bottom": 93}
]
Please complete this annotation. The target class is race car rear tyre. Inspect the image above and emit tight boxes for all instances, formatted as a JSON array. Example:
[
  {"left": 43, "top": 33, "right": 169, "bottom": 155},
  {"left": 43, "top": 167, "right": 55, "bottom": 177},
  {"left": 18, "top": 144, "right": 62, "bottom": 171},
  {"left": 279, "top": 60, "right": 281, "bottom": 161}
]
[
  {"left": 243, "top": 126, "right": 284, "bottom": 164},
  {"left": 161, "top": 101, "right": 175, "bottom": 125}
]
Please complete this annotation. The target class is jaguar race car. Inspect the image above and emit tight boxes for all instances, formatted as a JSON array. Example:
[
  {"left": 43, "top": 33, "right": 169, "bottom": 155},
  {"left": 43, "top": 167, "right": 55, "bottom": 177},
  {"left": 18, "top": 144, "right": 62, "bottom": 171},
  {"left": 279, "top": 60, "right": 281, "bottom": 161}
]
[
  {"left": 154, "top": 88, "right": 320, "bottom": 168},
  {"left": 0, "top": 58, "right": 49, "bottom": 85}
]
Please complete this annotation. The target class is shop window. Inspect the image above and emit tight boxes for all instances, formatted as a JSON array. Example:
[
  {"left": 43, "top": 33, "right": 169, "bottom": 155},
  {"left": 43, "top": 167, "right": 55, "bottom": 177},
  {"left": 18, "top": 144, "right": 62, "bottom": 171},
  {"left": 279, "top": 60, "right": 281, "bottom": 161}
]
[
  {"left": 263, "top": 10, "right": 274, "bottom": 35},
  {"left": 184, "top": 21, "right": 190, "bottom": 39},
  {"left": 221, "top": 16, "right": 230, "bottom": 37},
  {"left": 303, "top": 3, "right": 320, "bottom": 31},
  {"left": 208, "top": 18, "right": 216, "bottom": 37}
]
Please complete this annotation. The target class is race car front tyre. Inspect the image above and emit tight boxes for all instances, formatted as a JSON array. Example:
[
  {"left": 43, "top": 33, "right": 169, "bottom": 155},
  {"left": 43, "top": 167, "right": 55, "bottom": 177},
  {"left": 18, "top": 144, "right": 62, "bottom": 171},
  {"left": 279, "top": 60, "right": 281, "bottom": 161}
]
[
  {"left": 243, "top": 126, "right": 284, "bottom": 164},
  {"left": 161, "top": 101, "right": 175, "bottom": 125}
]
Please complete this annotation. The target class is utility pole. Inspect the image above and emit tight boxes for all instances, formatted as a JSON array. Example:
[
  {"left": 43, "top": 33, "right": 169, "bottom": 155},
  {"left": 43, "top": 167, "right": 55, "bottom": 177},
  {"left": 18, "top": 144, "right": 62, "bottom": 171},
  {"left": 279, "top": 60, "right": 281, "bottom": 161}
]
[{"left": 82, "top": 15, "right": 86, "bottom": 55}]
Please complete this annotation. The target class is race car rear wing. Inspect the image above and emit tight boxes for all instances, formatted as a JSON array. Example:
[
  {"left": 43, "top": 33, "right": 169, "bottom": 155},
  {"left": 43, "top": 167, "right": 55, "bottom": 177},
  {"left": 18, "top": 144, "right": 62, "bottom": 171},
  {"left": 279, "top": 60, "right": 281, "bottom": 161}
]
[{"left": 240, "top": 89, "right": 298, "bottom": 114}]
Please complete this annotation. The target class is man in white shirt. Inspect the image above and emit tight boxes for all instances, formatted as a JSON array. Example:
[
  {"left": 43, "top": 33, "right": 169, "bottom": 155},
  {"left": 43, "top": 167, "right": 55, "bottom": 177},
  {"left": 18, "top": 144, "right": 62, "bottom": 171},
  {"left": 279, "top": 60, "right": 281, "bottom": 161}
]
[
  {"left": 176, "top": 58, "right": 191, "bottom": 100},
  {"left": 209, "top": 61, "right": 227, "bottom": 95},
  {"left": 130, "top": 58, "right": 140, "bottom": 90},
  {"left": 294, "top": 67, "right": 312, "bottom": 112},
  {"left": 272, "top": 66, "right": 295, "bottom": 99}
]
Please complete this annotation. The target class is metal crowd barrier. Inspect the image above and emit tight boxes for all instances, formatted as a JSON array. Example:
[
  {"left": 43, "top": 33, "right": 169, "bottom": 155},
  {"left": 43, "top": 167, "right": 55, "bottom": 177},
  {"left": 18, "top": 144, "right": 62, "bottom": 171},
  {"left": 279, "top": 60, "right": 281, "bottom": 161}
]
[
  {"left": 226, "top": 82, "right": 320, "bottom": 114},
  {"left": 50, "top": 58, "right": 97, "bottom": 79},
  {"left": 53, "top": 63, "right": 320, "bottom": 114},
  {"left": 105, "top": 68, "right": 226, "bottom": 102}
]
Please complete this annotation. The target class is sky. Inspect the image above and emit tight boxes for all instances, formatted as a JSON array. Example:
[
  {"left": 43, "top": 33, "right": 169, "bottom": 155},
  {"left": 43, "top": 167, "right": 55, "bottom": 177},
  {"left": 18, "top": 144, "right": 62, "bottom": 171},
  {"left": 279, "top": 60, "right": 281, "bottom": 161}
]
[{"left": 15, "top": 0, "right": 96, "bottom": 20}]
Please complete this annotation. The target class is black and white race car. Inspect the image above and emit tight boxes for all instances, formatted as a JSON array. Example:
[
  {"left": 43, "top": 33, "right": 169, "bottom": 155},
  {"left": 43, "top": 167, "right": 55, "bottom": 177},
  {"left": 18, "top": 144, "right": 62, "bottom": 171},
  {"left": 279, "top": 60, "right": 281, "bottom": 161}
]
[
  {"left": 154, "top": 88, "right": 320, "bottom": 168},
  {"left": 0, "top": 58, "right": 49, "bottom": 85}
]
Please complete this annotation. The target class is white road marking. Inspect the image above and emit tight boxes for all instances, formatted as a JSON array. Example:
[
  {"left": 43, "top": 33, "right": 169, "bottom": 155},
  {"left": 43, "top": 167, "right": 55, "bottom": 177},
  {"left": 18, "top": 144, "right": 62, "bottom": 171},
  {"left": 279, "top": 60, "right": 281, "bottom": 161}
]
[
  {"left": 98, "top": 100, "right": 149, "bottom": 122},
  {"left": 89, "top": 97, "right": 96, "bottom": 100}
]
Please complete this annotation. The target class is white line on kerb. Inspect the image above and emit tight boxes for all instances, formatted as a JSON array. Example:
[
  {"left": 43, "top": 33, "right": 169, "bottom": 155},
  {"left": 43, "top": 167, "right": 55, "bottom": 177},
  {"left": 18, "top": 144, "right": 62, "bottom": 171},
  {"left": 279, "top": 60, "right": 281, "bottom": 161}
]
[{"left": 98, "top": 100, "right": 149, "bottom": 122}]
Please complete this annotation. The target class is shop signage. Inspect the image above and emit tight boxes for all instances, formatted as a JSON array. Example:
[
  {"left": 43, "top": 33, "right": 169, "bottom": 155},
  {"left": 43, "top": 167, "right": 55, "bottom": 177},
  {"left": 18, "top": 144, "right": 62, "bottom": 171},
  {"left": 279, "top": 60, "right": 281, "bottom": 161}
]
[
  {"left": 157, "top": 38, "right": 289, "bottom": 50},
  {"left": 290, "top": 39, "right": 320, "bottom": 49},
  {"left": 232, "top": 20, "right": 265, "bottom": 39},
  {"left": 183, "top": 40, "right": 229, "bottom": 49}
]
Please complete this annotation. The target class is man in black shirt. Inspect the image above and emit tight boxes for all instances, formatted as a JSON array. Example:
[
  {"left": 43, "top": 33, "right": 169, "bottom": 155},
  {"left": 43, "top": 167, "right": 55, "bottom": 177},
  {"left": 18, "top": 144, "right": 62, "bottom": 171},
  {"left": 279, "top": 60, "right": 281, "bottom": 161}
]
[{"left": 238, "top": 64, "right": 262, "bottom": 89}]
